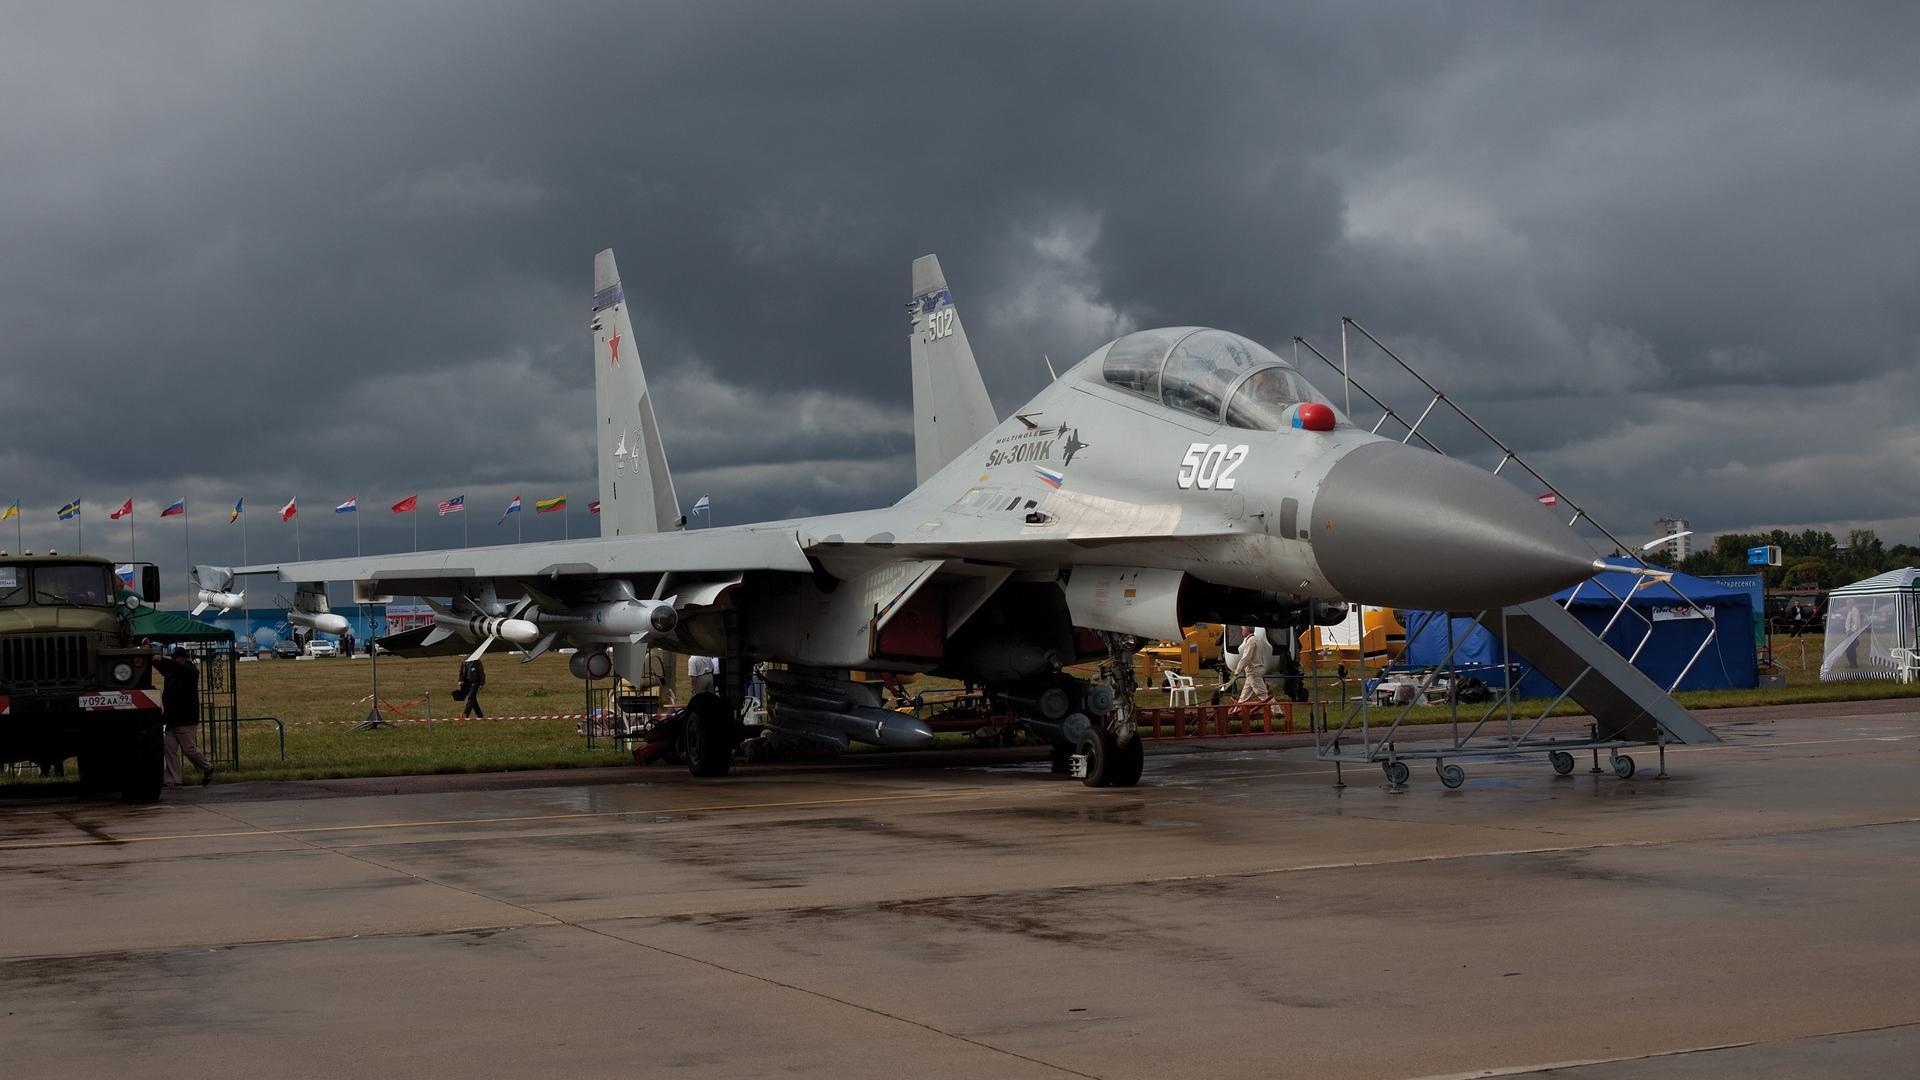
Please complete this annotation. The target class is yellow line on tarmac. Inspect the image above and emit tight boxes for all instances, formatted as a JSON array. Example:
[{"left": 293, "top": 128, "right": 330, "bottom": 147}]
[{"left": 0, "top": 788, "right": 1004, "bottom": 852}]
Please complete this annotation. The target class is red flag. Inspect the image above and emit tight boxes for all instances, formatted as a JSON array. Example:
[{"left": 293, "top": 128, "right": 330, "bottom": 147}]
[
  {"left": 391, "top": 495, "right": 418, "bottom": 514},
  {"left": 109, "top": 498, "right": 133, "bottom": 520},
  {"left": 588, "top": 500, "right": 601, "bottom": 514},
  {"left": 1536, "top": 493, "right": 1558, "bottom": 508},
  {"left": 279, "top": 498, "right": 297, "bottom": 521}
]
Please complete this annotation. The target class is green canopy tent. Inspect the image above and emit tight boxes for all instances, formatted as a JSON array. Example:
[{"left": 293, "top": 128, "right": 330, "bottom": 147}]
[{"left": 127, "top": 604, "right": 235, "bottom": 644}]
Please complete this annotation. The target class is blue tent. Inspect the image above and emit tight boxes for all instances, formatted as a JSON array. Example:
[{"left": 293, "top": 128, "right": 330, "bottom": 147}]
[{"left": 1400, "top": 559, "right": 1758, "bottom": 697}]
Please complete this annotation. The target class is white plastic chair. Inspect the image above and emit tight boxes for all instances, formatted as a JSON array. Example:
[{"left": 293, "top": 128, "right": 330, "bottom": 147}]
[
  {"left": 1163, "top": 670, "right": 1197, "bottom": 706},
  {"left": 1892, "top": 648, "right": 1919, "bottom": 685}
]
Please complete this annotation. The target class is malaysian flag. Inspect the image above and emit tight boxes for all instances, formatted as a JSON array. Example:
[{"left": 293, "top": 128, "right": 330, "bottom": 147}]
[
  {"left": 1536, "top": 492, "right": 1558, "bottom": 508},
  {"left": 588, "top": 500, "right": 601, "bottom": 514},
  {"left": 437, "top": 495, "right": 465, "bottom": 516}
]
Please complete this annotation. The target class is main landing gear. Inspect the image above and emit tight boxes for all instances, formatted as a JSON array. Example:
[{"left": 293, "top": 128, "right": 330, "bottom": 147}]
[{"left": 1068, "top": 632, "right": 1146, "bottom": 788}]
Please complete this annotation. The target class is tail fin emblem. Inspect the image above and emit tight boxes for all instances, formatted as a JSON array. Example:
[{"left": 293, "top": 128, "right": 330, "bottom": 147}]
[{"left": 607, "top": 331, "right": 622, "bottom": 368}]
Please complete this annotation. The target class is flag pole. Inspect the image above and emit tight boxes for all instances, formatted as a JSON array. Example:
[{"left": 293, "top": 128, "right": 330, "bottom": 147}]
[
  {"left": 565, "top": 500, "right": 570, "bottom": 540},
  {"left": 463, "top": 509, "right": 468, "bottom": 549},
  {"left": 241, "top": 506, "right": 250, "bottom": 642},
  {"left": 356, "top": 503, "right": 362, "bottom": 556},
  {"left": 516, "top": 508, "right": 521, "bottom": 544},
  {"left": 295, "top": 509, "right": 301, "bottom": 560},
  {"left": 77, "top": 504, "right": 83, "bottom": 554},
  {"left": 182, "top": 499, "right": 191, "bottom": 600},
  {"left": 129, "top": 503, "right": 136, "bottom": 562}
]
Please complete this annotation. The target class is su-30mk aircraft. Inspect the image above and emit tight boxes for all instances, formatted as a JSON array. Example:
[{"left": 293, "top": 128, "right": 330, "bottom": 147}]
[{"left": 213, "top": 249, "right": 1604, "bottom": 786}]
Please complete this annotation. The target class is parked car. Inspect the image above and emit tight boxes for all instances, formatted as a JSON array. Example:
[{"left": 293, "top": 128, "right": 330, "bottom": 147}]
[
  {"left": 270, "top": 638, "right": 302, "bottom": 659},
  {"left": 305, "top": 639, "right": 338, "bottom": 658}
]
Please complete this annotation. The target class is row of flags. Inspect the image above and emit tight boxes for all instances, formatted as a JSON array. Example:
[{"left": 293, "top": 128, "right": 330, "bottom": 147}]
[
  {"left": 11, "top": 493, "right": 714, "bottom": 523},
  {"left": 277, "top": 494, "right": 599, "bottom": 521}
]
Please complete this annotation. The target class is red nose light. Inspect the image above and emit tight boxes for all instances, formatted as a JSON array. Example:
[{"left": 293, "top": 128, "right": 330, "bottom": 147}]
[{"left": 1296, "top": 402, "right": 1336, "bottom": 431}]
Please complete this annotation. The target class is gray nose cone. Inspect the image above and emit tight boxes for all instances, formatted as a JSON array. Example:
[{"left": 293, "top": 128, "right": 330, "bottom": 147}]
[{"left": 1309, "top": 441, "right": 1596, "bottom": 610}]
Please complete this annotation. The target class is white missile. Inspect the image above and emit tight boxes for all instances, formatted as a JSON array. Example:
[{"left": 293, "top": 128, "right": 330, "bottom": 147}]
[
  {"left": 191, "top": 589, "right": 246, "bottom": 616},
  {"left": 431, "top": 610, "right": 541, "bottom": 647},
  {"left": 532, "top": 598, "right": 677, "bottom": 641},
  {"left": 289, "top": 609, "right": 350, "bottom": 637}
]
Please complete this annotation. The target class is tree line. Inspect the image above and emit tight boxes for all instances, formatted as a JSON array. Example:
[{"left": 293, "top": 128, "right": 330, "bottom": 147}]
[{"left": 1649, "top": 528, "right": 1920, "bottom": 589}]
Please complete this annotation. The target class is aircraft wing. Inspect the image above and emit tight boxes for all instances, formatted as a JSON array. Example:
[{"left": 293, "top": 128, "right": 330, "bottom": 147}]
[{"left": 239, "top": 523, "right": 813, "bottom": 593}]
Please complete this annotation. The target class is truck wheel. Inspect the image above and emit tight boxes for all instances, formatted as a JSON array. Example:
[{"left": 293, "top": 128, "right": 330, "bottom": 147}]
[
  {"left": 120, "top": 720, "right": 165, "bottom": 804},
  {"left": 683, "top": 693, "right": 737, "bottom": 778}
]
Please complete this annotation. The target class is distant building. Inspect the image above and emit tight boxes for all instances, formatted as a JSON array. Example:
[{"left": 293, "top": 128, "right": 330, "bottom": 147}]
[{"left": 1653, "top": 517, "right": 1693, "bottom": 561}]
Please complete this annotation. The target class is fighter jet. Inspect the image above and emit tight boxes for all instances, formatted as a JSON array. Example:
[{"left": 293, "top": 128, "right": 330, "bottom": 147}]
[{"left": 229, "top": 249, "right": 1600, "bottom": 786}]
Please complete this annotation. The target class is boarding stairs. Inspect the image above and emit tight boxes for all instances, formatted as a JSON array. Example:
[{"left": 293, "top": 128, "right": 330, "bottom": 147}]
[{"left": 1292, "top": 319, "right": 1720, "bottom": 789}]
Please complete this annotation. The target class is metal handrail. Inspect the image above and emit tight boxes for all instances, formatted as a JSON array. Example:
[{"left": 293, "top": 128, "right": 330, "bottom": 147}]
[{"left": 1333, "top": 316, "right": 1718, "bottom": 689}]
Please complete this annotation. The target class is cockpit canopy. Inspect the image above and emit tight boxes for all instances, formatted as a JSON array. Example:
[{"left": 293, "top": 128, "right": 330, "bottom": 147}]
[{"left": 1097, "top": 327, "right": 1332, "bottom": 430}]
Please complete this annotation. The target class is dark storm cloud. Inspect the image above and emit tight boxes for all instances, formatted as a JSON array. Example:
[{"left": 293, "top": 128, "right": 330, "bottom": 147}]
[{"left": 4, "top": 1, "right": 1918, "bottom": 582}]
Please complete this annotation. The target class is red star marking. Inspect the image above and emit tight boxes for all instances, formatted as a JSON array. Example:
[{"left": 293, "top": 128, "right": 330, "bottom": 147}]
[{"left": 608, "top": 332, "right": 622, "bottom": 368}]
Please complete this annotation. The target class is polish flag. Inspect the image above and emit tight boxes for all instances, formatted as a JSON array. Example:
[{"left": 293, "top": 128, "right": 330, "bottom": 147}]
[
  {"left": 109, "top": 498, "right": 134, "bottom": 520},
  {"left": 1536, "top": 493, "right": 1558, "bottom": 508},
  {"left": 391, "top": 495, "right": 418, "bottom": 514},
  {"left": 280, "top": 498, "right": 298, "bottom": 521}
]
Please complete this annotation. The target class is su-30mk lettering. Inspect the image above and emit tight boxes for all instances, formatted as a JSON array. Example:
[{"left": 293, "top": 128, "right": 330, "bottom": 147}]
[
  {"left": 1177, "top": 443, "right": 1248, "bottom": 490},
  {"left": 987, "top": 440, "right": 1055, "bottom": 467}
]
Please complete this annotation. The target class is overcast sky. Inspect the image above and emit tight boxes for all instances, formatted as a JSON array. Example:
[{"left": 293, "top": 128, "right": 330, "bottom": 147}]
[{"left": 3, "top": 1, "right": 1917, "bottom": 583}]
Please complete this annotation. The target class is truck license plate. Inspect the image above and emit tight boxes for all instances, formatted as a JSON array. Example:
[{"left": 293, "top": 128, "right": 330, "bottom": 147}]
[{"left": 79, "top": 693, "right": 133, "bottom": 709}]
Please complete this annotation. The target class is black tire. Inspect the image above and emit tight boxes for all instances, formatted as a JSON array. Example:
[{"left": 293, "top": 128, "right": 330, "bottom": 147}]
[
  {"left": 1075, "top": 727, "right": 1116, "bottom": 788},
  {"left": 1549, "top": 750, "right": 1576, "bottom": 776},
  {"left": 1108, "top": 732, "right": 1145, "bottom": 788},
  {"left": 120, "top": 719, "right": 165, "bottom": 804},
  {"left": 683, "top": 693, "right": 737, "bottom": 778}
]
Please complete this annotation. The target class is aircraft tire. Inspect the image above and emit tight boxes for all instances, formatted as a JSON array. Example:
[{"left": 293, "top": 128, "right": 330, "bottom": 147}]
[
  {"left": 683, "top": 693, "right": 736, "bottom": 778},
  {"left": 1108, "top": 732, "right": 1145, "bottom": 788},
  {"left": 1075, "top": 727, "right": 1116, "bottom": 788}
]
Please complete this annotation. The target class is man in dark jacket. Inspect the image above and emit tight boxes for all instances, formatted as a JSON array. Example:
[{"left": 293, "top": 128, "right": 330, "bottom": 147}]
[
  {"left": 150, "top": 646, "right": 213, "bottom": 786},
  {"left": 459, "top": 657, "right": 486, "bottom": 718}
]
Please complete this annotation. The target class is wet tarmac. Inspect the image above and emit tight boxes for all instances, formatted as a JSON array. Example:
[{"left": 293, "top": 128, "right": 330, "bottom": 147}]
[{"left": 4, "top": 704, "right": 1919, "bottom": 1079}]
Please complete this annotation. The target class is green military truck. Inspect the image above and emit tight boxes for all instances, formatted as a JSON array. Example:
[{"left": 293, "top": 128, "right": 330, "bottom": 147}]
[{"left": 0, "top": 553, "right": 167, "bottom": 801}]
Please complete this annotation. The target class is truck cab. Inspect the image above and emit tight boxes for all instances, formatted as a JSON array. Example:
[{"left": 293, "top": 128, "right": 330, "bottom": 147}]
[{"left": 0, "top": 553, "right": 167, "bottom": 800}]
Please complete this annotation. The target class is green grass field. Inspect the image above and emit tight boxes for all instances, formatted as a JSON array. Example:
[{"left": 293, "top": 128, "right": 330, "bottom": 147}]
[{"left": 7, "top": 633, "right": 1916, "bottom": 787}]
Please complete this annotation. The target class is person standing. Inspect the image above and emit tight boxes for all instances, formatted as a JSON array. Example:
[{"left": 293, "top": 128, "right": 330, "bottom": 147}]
[
  {"left": 341, "top": 628, "right": 355, "bottom": 657},
  {"left": 458, "top": 656, "right": 486, "bottom": 718},
  {"left": 1232, "top": 626, "right": 1273, "bottom": 704},
  {"left": 150, "top": 645, "right": 213, "bottom": 786},
  {"left": 1788, "top": 600, "right": 1806, "bottom": 638}
]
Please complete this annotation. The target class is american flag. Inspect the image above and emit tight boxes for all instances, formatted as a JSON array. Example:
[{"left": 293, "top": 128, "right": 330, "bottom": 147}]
[{"left": 438, "top": 495, "right": 465, "bottom": 516}]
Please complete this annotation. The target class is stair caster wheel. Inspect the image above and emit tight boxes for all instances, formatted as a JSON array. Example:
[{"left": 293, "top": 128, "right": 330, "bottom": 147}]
[
  {"left": 1549, "top": 751, "right": 1576, "bottom": 776},
  {"left": 1437, "top": 762, "right": 1466, "bottom": 789},
  {"left": 1611, "top": 753, "right": 1636, "bottom": 780},
  {"left": 1382, "top": 760, "right": 1410, "bottom": 786}
]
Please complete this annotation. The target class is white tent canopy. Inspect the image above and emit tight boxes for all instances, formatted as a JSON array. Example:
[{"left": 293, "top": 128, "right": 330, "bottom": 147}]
[{"left": 1821, "top": 568, "right": 1920, "bottom": 681}]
